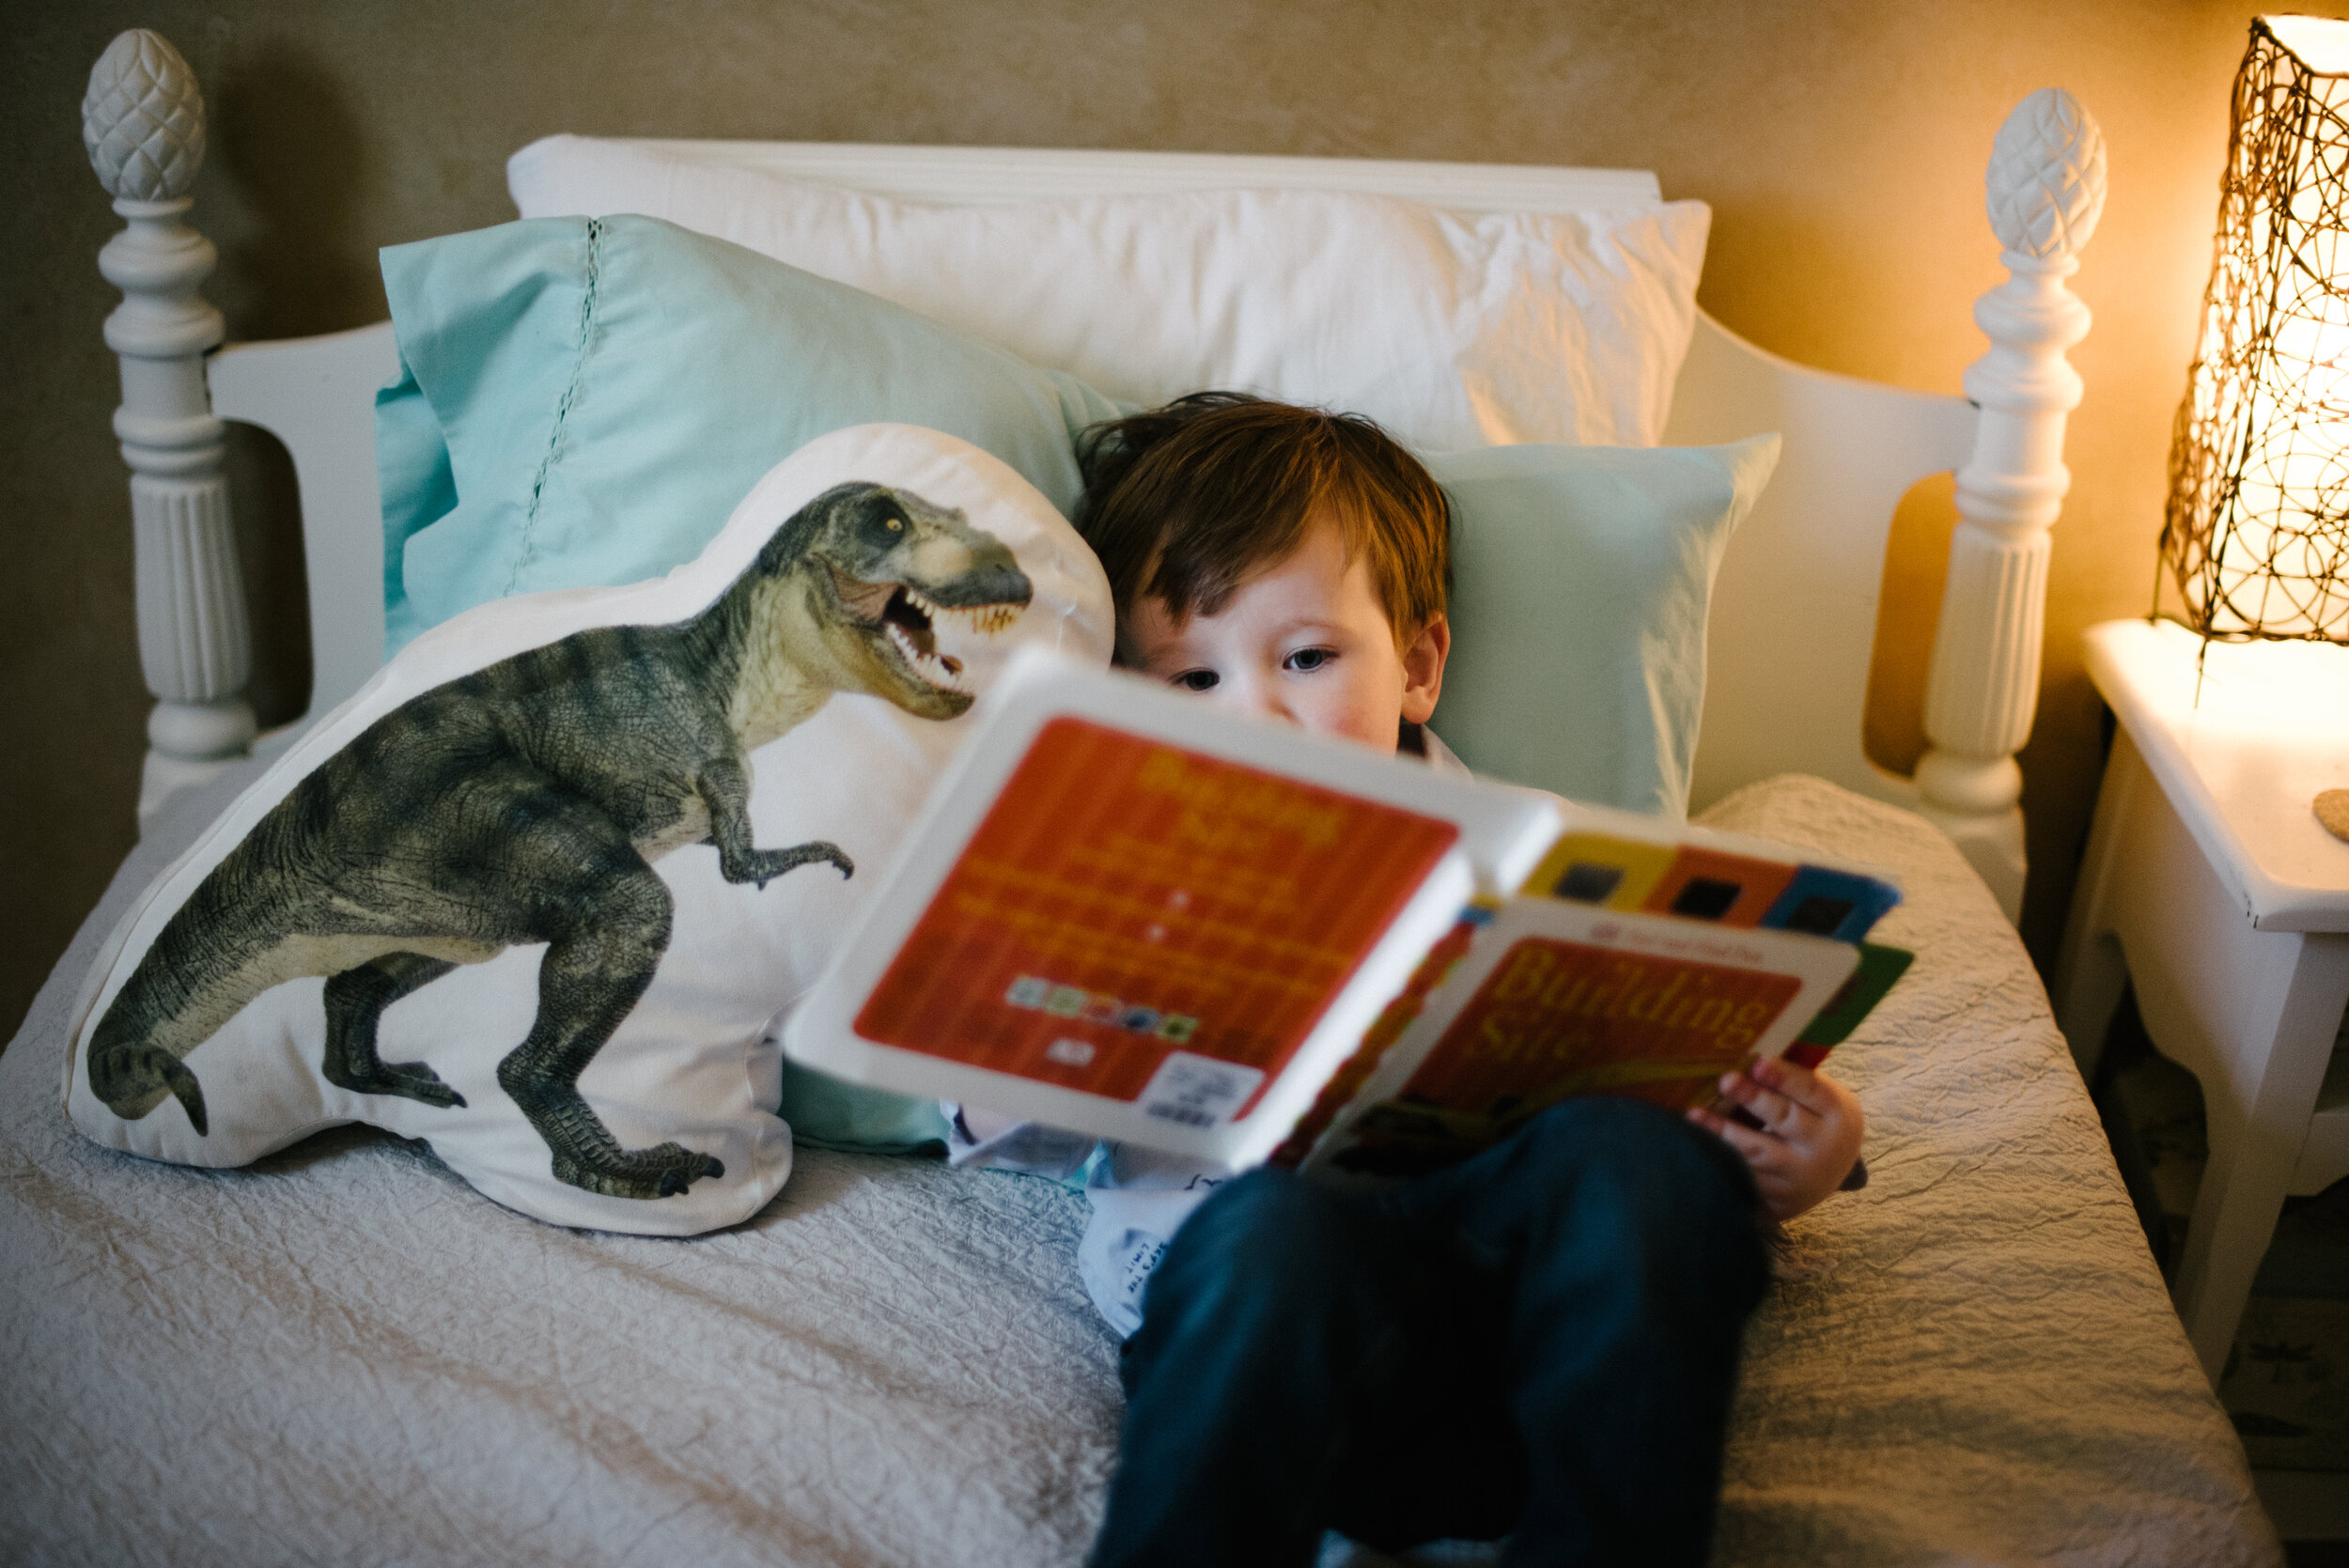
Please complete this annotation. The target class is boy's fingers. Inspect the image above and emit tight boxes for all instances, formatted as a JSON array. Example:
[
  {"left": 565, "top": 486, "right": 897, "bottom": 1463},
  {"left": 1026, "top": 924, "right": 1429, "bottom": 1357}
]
[
  {"left": 1748, "top": 1055, "right": 1837, "bottom": 1116},
  {"left": 1688, "top": 1104, "right": 1777, "bottom": 1166},
  {"left": 1717, "top": 1070, "right": 1805, "bottom": 1135}
]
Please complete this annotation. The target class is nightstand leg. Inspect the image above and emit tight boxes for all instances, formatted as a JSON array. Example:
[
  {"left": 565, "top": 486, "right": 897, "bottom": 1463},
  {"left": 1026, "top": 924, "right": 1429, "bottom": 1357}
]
[
  {"left": 2051, "top": 730, "right": 2144, "bottom": 1081},
  {"left": 2162, "top": 931, "right": 2349, "bottom": 1383}
]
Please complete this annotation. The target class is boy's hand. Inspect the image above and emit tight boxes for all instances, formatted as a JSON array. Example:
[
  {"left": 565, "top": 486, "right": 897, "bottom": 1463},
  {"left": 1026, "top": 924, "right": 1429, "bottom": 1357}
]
[{"left": 1687, "top": 1056, "right": 1864, "bottom": 1226}]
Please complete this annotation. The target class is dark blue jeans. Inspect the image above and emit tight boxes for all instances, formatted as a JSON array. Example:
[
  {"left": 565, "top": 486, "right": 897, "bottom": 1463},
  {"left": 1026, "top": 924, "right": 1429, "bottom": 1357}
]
[{"left": 1089, "top": 1097, "right": 1770, "bottom": 1568}]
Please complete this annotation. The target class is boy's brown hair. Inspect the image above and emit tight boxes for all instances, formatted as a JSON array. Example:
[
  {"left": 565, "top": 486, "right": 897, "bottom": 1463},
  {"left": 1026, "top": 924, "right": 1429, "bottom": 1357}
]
[{"left": 1072, "top": 393, "right": 1451, "bottom": 647}]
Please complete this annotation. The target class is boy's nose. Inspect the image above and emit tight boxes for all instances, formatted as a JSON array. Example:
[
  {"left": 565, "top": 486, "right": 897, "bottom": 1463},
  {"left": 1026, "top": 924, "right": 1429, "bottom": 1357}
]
[{"left": 1220, "top": 671, "right": 1297, "bottom": 727}]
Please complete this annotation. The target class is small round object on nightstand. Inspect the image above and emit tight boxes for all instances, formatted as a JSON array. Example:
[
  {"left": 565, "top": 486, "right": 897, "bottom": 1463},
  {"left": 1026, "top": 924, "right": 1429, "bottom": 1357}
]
[{"left": 2316, "top": 789, "right": 2349, "bottom": 843}]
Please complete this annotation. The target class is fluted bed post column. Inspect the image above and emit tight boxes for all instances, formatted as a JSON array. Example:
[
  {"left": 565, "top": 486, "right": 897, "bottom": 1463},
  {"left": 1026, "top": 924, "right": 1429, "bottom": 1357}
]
[
  {"left": 1914, "top": 88, "right": 2108, "bottom": 924},
  {"left": 84, "top": 29, "right": 256, "bottom": 828}
]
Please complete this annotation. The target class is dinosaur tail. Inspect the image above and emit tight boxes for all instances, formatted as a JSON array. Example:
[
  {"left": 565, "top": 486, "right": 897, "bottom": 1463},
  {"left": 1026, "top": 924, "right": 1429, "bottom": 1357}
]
[
  {"left": 85, "top": 853, "right": 306, "bottom": 1138},
  {"left": 86, "top": 1003, "right": 212, "bottom": 1134}
]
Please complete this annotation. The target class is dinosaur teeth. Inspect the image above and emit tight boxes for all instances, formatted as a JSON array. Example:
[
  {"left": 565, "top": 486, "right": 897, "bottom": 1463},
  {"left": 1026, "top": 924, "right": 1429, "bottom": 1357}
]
[
  {"left": 922, "top": 601, "right": 1019, "bottom": 638},
  {"left": 958, "top": 603, "right": 1016, "bottom": 636},
  {"left": 884, "top": 620, "right": 970, "bottom": 692}
]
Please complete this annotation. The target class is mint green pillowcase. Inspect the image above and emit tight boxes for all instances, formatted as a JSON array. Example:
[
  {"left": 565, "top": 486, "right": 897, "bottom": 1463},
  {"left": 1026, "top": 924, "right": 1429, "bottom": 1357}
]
[
  {"left": 375, "top": 213, "right": 1121, "bottom": 654},
  {"left": 1427, "top": 435, "right": 1780, "bottom": 819},
  {"left": 771, "top": 1066, "right": 950, "bottom": 1157}
]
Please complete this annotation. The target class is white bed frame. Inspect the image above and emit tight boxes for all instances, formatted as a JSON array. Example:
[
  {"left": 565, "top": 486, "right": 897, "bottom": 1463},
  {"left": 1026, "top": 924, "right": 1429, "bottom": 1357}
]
[{"left": 83, "top": 30, "right": 2105, "bottom": 922}]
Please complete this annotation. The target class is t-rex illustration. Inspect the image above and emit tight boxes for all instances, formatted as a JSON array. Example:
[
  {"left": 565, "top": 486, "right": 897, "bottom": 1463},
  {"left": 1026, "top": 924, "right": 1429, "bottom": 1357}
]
[{"left": 86, "top": 481, "right": 1031, "bottom": 1200}]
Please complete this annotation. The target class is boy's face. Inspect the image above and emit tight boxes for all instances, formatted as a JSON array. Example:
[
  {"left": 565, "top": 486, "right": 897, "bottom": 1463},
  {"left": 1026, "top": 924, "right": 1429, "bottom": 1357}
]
[{"left": 1121, "top": 518, "right": 1448, "bottom": 753}]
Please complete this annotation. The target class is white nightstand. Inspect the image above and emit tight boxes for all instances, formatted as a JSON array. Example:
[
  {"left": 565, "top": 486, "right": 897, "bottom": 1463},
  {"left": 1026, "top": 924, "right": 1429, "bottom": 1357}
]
[{"left": 2052, "top": 617, "right": 2349, "bottom": 1383}]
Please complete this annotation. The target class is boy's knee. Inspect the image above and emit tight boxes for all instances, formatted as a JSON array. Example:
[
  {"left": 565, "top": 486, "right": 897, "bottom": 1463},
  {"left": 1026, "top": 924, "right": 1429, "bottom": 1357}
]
[
  {"left": 1168, "top": 1170, "right": 1350, "bottom": 1281},
  {"left": 1445, "top": 1101, "right": 1767, "bottom": 1329},
  {"left": 1481, "top": 1098, "right": 1764, "bottom": 1261},
  {"left": 1141, "top": 1169, "right": 1376, "bottom": 1331},
  {"left": 1526, "top": 1096, "right": 1749, "bottom": 1195}
]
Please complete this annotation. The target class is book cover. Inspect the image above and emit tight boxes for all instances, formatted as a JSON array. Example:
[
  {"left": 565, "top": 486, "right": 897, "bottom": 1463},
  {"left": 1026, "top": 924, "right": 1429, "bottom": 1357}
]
[
  {"left": 784, "top": 650, "right": 1561, "bottom": 1166},
  {"left": 784, "top": 649, "right": 1908, "bottom": 1172}
]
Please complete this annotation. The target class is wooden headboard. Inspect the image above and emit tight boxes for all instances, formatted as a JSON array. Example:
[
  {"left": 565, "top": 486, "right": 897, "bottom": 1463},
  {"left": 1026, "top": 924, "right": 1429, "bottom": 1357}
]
[{"left": 82, "top": 29, "right": 2105, "bottom": 921}]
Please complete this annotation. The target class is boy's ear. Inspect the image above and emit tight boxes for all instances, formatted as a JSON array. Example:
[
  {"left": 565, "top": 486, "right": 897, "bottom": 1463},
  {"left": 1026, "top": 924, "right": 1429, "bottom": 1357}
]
[{"left": 1400, "top": 613, "right": 1449, "bottom": 726}]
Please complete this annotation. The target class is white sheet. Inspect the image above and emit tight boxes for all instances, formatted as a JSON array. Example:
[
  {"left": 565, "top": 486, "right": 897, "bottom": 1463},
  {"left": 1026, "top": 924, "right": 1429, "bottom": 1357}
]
[{"left": 0, "top": 768, "right": 2279, "bottom": 1566}]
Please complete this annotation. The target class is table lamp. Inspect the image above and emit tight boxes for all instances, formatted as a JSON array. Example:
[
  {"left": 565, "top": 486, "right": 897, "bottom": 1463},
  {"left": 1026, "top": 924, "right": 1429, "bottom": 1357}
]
[{"left": 2163, "top": 14, "right": 2349, "bottom": 838}]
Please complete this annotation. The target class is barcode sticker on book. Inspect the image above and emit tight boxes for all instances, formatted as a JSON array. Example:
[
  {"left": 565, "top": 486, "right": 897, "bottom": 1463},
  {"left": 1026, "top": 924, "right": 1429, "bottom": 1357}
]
[{"left": 1139, "top": 1053, "right": 1266, "bottom": 1128}]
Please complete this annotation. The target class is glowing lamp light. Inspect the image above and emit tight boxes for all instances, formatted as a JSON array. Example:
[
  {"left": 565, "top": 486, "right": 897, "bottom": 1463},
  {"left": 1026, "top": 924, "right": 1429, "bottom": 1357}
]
[{"left": 2164, "top": 14, "right": 2349, "bottom": 646}]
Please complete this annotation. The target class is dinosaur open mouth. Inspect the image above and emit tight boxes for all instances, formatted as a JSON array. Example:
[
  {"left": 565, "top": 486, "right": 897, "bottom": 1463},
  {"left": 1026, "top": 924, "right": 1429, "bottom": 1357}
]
[
  {"left": 880, "top": 586, "right": 963, "bottom": 678},
  {"left": 828, "top": 558, "right": 1026, "bottom": 694}
]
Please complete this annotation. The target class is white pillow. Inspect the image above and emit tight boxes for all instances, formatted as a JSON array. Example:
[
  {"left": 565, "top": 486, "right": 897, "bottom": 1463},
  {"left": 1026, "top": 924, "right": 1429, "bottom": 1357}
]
[
  {"left": 66, "top": 426, "right": 1112, "bottom": 1234},
  {"left": 508, "top": 135, "right": 1709, "bottom": 451}
]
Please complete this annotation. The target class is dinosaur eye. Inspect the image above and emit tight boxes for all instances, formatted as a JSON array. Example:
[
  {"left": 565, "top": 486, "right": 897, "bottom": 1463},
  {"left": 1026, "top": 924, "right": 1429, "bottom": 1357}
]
[{"left": 884, "top": 515, "right": 904, "bottom": 532}]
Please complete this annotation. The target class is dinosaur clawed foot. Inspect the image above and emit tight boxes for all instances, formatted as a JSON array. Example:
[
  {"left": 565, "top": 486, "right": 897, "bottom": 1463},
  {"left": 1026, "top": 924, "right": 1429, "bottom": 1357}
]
[
  {"left": 551, "top": 1141, "right": 726, "bottom": 1200},
  {"left": 323, "top": 1056, "right": 467, "bottom": 1110},
  {"left": 88, "top": 1042, "right": 210, "bottom": 1136}
]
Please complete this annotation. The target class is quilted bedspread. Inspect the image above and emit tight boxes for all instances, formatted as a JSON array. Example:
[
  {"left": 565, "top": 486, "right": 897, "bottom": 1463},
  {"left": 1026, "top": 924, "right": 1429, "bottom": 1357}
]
[
  {"left": 1692, "top": 777, "right": 2276, "bottom": 1568},
  {"left": 0, "top": 768, "right": 2279, "bottom": 1567}
]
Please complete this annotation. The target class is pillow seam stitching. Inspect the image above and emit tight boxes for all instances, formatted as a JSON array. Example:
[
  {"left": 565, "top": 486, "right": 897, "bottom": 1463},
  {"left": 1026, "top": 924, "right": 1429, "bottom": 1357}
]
[{"left": 506, "top": 215, "right": 604, "bottom": 597}]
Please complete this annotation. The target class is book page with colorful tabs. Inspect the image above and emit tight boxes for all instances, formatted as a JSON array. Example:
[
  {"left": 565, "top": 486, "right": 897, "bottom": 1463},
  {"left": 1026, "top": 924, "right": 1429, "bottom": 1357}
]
[
  {"left": 851, "top": 717, "right": 1460, "bottom": 1126},
  {"left": 1292, "top": 897, "right": 1856, "bottom": 1182}
]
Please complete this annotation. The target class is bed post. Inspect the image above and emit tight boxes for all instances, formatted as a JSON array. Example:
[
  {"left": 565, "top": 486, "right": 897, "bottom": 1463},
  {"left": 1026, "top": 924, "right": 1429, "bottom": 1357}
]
[
  {"left": 1914, "top": 89, "right": 2107, "bottom": 922},
  {"left": 83, "top": 30, "right": 256, "bottom": 829}
]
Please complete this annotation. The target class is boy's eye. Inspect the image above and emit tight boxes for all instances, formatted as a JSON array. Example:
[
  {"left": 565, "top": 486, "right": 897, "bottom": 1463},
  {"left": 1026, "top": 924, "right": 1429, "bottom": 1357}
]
[
  {"left": 1283, "top": 647, "right": 1334, "bottom": 673},
  {"left": 1172, "top": 670, "right": 1220, "bottom": 691}
]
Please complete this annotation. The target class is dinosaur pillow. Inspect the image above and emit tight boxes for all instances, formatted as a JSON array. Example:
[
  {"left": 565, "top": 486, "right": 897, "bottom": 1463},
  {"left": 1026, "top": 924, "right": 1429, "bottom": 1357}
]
[{"left": 65, "top": 424, "right": 1113, "bottom": 1234}]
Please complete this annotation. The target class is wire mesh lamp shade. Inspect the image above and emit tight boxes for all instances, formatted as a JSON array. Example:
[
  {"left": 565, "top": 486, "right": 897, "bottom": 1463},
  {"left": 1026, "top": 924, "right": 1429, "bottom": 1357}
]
[{"left": 2165, "top": 14, "right": 2349, "bottom": 644}]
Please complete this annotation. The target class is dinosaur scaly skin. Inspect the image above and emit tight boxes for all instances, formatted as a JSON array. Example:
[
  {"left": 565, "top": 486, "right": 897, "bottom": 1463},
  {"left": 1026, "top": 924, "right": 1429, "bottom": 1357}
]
[{"left": 86, "top": 482, "right": 1030, "bottom": 1201}]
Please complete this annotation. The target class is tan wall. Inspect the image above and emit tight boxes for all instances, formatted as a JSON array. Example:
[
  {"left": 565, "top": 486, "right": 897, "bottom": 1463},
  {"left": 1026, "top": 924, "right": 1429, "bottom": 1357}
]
[{"left": 0, "top": 0, "right": 2299, "bottom": 1036}]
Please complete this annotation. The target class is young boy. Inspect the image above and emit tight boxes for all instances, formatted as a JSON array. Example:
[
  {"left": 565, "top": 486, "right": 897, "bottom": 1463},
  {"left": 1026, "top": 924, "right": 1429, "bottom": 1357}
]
[{"left": 953, "top": 393, "right": 1864, "bottom": 1568}]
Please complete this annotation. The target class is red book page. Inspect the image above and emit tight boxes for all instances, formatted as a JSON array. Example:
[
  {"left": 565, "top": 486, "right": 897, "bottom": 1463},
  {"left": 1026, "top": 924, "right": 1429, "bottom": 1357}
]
[
  {"left": 853, "top": 718, "right": 1459, "bottom": 1109},
  {"left": 1404, "top": 938, "right": 1802, "bottom": 1111},
  {"left": 1312, "top": 936, "right": 1805, "bottom": 1180}
]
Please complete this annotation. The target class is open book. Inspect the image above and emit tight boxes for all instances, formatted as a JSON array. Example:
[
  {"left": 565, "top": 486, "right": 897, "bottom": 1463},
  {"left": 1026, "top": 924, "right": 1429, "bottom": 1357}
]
[{"left": 784, "top": 650, "right": 1911, "bottom": 1179}]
